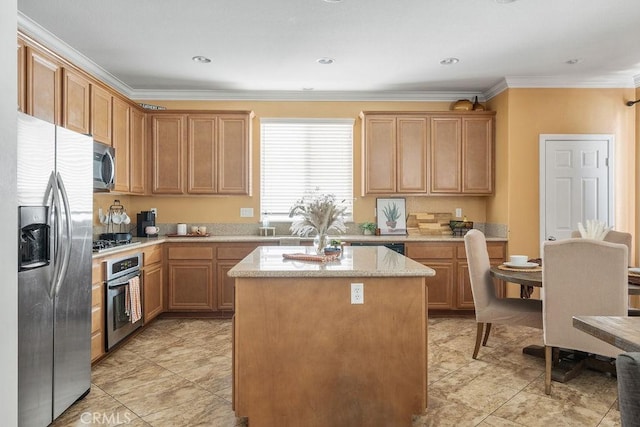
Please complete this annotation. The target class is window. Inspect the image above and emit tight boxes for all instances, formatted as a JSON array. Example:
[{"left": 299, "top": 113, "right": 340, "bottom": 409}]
[{"left": 260, "top": 118, "right": 354, "bottom": 221}]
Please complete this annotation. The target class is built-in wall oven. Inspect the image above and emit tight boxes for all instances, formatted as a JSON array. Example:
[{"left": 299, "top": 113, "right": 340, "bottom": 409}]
[{"left": 105, "top": 253, "right": 143, "bottom": 350}]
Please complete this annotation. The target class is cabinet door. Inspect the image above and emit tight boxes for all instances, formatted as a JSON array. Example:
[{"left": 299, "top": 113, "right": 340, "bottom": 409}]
[
  {"left": 152, "top": 115, "right": 185, "bottom": 194},
  {"left": 462, "top": 117, "right": 493, "bottom": 194},
  {"left": 216, "top": 261, "right": 237, "bottom": 311},
  {"left": 188, "top": 115, "right": 217, "bottom": 194},
  {"left": 90, "top": 260, "right": 104, "bottom": 363},
  {"left": 26, "top": 46, "right": 61, "bottom": 124},
  {"left": 62, "top": 68, "right": 90, "bottom": 134},
  {"left": 143, "top": 263, "right": 163, "bottom": 322},
  {"left": 129, "top": 108, "right": 146, "bottom": 194},
  {"left": 112, "top": 98, "right": 130, "bottom": 192},
  {"left": 91, "top": 84, "right": 112, "bottom": 145},
  {"left": 397, "top": 117, "right": 427, "bottom": 193},
  {"left": 363, "top": 116, "right": 396, "bottom": 194},
  {"left": 218, "top": 115, "right": 251, "bottom": 195},
  {"left": 167, "top": 260, "right": 215, "bottom": 311},
  {"left": 17, "top": 39, "right": 25, "bottom": 113},
  {"left": 430, "top": 117, "right": 461, "bottom": 193},
  {"left": 421, "top": 261, "right": 454, "bottom": 310}
]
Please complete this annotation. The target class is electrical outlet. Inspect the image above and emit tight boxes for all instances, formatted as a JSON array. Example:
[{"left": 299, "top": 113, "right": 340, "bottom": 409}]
[
  {"left": 455, "top": 208, "right": 462, "bottom": 218},
  {"left": 351, "top": 283, "right": 364, "bottom": 305},
  {"left": 240, "top": 207, "right": 254, "bottom": 217},
  {"left": 150, "top": 207, "right": 158, "bottom": 218}
]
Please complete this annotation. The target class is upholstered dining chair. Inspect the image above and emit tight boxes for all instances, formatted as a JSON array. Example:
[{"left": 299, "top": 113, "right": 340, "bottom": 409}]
[
  {"left": 464, "top": 229, "right": 543, "bottom": 359},
  {"left": 542, "top": 238, "right": 628, "bottom": 395},
  {"left": 570, "top": 229, "right": 632, "bottom": 265},
  {"left": 617, "top": 352, "right": 640, "bottom": 426}
]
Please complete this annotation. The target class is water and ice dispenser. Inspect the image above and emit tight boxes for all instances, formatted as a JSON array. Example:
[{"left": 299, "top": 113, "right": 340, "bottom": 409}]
[{"left": 19, "top": 206, "right": 50, "bottom": 271}]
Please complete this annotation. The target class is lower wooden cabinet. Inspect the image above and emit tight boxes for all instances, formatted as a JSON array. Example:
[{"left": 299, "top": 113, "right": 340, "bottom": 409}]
[
  {"left": 143, "top": 245, "right": 163, "bottom": 322},
  {"left": 215, "top": 243, "right": 267, "bottom": 311},
  {"left": 90, "top": 260, "right": 105, "bottom": 363},
  {"left": 166, "top": 245, "right": 215, "bottom": 311},
  {"left": 406, "top": 241, "right": 505, "bottom": 311}
]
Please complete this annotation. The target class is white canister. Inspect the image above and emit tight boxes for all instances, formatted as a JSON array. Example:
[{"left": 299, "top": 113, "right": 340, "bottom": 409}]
[{"left": 176, "top": 223, "right": 187, "bottom": 235}]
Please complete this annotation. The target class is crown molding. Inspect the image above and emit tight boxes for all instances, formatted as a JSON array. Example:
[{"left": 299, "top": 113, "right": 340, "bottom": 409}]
[
  {"left": 130, "top": 89, "right": 483, "bottom": 102},
  {"left": 503, "top": 75, "right": 635, "bottom": 89},
  {"left": 17, "top": 12, "right": 134, "bottom": 98}
]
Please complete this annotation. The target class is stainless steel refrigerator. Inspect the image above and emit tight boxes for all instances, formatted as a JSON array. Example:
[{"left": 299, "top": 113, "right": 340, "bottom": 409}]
[{"left": 17, "top": 112, "right": 92, "bottom": 426}]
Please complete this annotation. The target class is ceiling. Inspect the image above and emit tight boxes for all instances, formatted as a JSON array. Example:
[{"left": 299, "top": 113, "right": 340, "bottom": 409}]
[{"left": 16, "top": 0, "right": 640, "bottom": 101}]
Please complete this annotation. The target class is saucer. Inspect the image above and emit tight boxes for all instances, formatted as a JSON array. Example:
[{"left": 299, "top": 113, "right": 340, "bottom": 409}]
[{"left": 503, "top": 262, "right": 539, "bottom": 269}]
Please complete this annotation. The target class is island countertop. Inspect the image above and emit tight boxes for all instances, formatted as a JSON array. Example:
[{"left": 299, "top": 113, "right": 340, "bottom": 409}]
[{"left": 227, "top": 245, "right": 436, "bottom": 278}]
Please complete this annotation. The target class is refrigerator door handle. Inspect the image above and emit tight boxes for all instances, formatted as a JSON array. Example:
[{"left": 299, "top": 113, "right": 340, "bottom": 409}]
[
  {"left": 44, "top": 171, "right": 62, "bottom": 298},
  {"left": 53, "top": 172, "right": 73, "bottom": 297}
]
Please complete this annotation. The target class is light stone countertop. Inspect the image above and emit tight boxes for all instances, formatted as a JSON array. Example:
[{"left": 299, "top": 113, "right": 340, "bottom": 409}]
[
  {"left": 92, "top": 233, "right": 507, "bottom": 259},
  {"left": 227, "top": 246, "right": 437, "bottom": 278}
]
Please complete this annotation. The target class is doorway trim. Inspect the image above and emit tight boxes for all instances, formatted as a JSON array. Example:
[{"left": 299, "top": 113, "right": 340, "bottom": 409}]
[{"left": 539, "top": 133, "right": 615, "bottom": 248}]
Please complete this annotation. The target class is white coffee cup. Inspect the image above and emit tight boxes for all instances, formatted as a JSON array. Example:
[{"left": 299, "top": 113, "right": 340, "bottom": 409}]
[
  {"left": 177, "top": 223, "right": 187, "bottom": 235},
  {"left": 510, "top": 255, "right": 529, "bottom": 265},
  {"left": 145, "top": 226, "right": 160, "bottom": 235},
  {"left": 190, "top": 226, "right": 199, "bottom": 234},
  {"left": 198, "top": 226, "right": 207, "bottom": 235}
]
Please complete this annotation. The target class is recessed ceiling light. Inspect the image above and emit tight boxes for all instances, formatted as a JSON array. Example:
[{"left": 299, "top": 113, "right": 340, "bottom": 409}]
[
  {"left": 317, "top": 57, "right": 335, "bottom": 65},
  {"left": 566, "top": 58, "right": 583, "bottom": 65},
  {"left": 440, "top": 57, "right": 459, "bottom": 65},
  {"left": 192, "top": 55, "right": 211, "bottom": 63}
]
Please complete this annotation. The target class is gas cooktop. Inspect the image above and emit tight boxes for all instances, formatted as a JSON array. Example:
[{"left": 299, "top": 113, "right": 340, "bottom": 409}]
[{"left": 92, "top": 239, "right": 141, "bottom": 253}]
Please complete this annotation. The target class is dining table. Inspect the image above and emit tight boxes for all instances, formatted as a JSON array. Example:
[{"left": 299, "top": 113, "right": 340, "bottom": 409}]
[{"left": 572, "top": 316, "right": 640, "bottom": 352}]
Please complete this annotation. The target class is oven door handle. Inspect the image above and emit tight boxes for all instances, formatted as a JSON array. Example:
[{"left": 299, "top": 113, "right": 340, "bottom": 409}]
[{"left": 108, "top": 272, "right": 141, "bottom": 289}]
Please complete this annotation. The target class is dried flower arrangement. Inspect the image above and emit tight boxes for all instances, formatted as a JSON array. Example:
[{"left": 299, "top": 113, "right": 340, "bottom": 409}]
[{"left": 289, "top": 192, "right": 347, "bottom": 253}]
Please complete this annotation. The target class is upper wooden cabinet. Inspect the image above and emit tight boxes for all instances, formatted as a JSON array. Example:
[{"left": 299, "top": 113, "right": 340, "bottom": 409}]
[
  {"left": 17, "top": 39, "right": 25, "bottom": 113},
  {"left": 91, "top": 84, "right": 112, "bottom": 145},
  {"left": 112, "top": 97, "right": 131, "bottom": 193},
  {"left": 62, "top": 68, "right": 90, "bottom": 135},
  {"left": 129, "top": 108, "right": 146, "bottom": 194},
  {"left": 362, "top": 114, "right": 427, "bottom": 194},
  {"left": 25, "top": 44, "right": 61, "bottom": 125},
  {"left": 151, "top": 111, "right": 253, "bottom": 195},
  {"left": 361, "top": 111, "right": 494, "bottom": 196},
  {"left": 429, "top": 115, "right": 494, "bottom": 194}
]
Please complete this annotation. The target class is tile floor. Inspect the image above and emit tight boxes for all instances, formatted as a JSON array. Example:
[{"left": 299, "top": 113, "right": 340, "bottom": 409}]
[{"left": 52, "top": 317, "right": 621, "bottom": 426}]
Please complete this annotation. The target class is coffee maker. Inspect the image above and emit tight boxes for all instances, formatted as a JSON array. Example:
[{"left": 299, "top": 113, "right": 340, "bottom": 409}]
[{"left": 136, "top": 211, "right": 156, "bottom": 237}]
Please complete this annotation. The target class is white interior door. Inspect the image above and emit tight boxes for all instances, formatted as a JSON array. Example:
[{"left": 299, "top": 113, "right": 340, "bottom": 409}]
[{"left": 539, "top": 134, "right": 614, "bottom": 246}]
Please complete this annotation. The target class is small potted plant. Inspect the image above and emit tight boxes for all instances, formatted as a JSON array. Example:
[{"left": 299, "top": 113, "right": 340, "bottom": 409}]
[{"left": 359, "top": 222, "right": 377, "bottom": 235}]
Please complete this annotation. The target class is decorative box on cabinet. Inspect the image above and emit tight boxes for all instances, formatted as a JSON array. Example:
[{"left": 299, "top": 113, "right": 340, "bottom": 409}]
[
  {"left": 90, "top": 260, "right": 105, "bottom": 363},
  {"left": 143, "top": 245, "right": 163, "bottom": 322}
]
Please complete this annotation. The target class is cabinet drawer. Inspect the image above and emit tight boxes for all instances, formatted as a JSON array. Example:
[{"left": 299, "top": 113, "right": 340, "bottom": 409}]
[
  {"left": 91, "top": 306, "right": 102, "bottom": 334},
  {"left": 168, "top": 246, "right": 213, "bottom": 260},
  {"left": 217, "top": 245, "right": 258, "bottom": 260},
  {"left": 145, "top": 246, "right": 163, "bottom": 265},
  {"left": 456, "top": 243, "right": 505, "bottom": 260},
  {"left": 406, "top": 244, "right": 455, "bottom": 259},
  {"left": 91, "top": 283, "right": 102, "bottom": 306},
  {"left": 92, "top": 261, "right": 104, "bottom": 284}
]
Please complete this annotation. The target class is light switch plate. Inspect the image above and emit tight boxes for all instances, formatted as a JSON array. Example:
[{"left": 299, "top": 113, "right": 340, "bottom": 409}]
[{"left": 240, "top": 207, "right": 254, "bottom": 218}]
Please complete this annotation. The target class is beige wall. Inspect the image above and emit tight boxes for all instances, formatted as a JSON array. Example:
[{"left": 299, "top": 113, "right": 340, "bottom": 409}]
[
  {"left": 488, "top": 88, "right": 636, "bottom": 261},
  {"left": 112, "top": 100, "right": 490, "bottom": 226}
]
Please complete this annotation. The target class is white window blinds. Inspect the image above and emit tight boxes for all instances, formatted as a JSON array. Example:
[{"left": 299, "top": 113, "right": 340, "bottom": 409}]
[{"left": 260, "top": 118, "right": 354, "bottom": 221}]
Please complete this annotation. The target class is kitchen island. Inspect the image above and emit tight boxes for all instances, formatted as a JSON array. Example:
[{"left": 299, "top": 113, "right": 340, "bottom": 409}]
[{"left": 228, "top": 246, "right": 436, "bottom": 427}]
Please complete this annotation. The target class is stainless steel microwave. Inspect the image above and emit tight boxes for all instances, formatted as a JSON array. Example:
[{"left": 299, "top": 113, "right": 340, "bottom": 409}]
[{"left": 93, "top": 141, "right": 115, "bottom": 191}]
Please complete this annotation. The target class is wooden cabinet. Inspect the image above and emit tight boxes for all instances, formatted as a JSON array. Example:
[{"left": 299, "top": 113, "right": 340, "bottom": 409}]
[
  {"left": 17, "top": 38, "right": 25, "bottom": 113},
  {"left": 151, "top": 114, "right": 185, "bottom": 194},
  {"left": 129, "top": 107, "right": 146, "bottom": 194},
  {"left": 91, "top": 84, "right": 112, "bottom": 145},
  {"left": 112, "top": 97, "right": 131, "bottom": 192},
  {"left": 166, "top": 244, "right": 215, "bottom": 311},
  {"left": 429, "top": 115, "right": 494, "bottom": 195},
  {"left": 25, "top": 44, "right": 61, "bottom": 125},
  {"left": 151, "top": 111, "right": 252, "bottom": 195},
  {"left": 90, "top": 260, "right": 105, "bottom": 363},
  {"left": 62, "top": 68, "right": 90, "bottom": 135},
  {"left": 143, "top": 245, "right": 163, "bottom": 322},
  {"left": 361, "top": 114, "right": 427, "bottom": 194},
  {"left": 215, "top": 243, "right": 263, "bottom": 311},
  {"left": 406, "top": 240, "right": 505, "bottom": 311}
]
